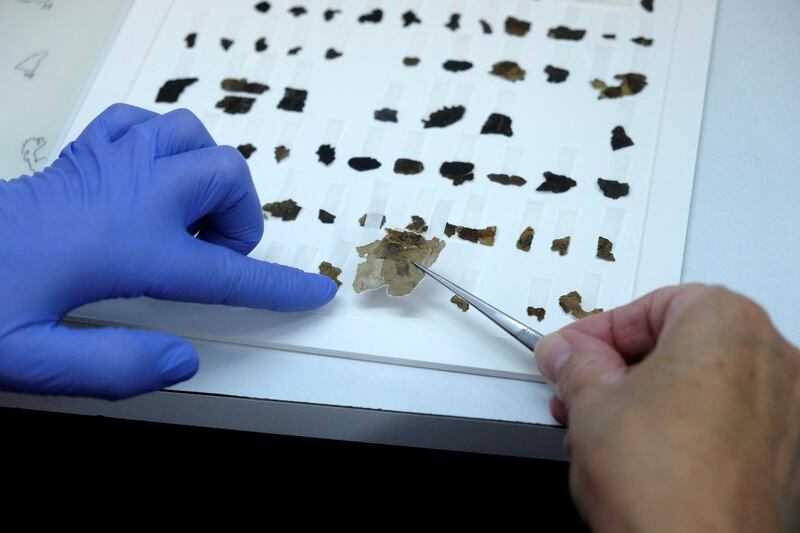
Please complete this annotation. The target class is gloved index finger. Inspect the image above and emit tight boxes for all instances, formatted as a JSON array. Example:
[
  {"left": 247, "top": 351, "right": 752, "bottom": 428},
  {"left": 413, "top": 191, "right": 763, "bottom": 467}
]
[
  {"left": 126, "top": 108, "right": 216, "bottom": 158},
  {"left": 154, "top": 144, "right": 263, "bottom": 255},
  {"left": 79, "top": 103, "right": 159, "bottom": 144}
]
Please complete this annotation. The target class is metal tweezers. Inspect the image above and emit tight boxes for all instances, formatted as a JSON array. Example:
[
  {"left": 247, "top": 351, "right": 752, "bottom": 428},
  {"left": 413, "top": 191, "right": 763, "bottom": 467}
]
[{"left": 412, "top": 262, "right": 543, "bottom": 351}]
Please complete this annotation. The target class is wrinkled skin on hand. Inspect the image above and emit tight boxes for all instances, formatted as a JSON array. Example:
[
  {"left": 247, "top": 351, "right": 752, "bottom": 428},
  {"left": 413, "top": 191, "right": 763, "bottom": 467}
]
[
  {"left": 535, "top": 285, "right": 800, "bottom": 533},
  {"left": 0, "top": 104, "right": 337, "bottom": 400}
]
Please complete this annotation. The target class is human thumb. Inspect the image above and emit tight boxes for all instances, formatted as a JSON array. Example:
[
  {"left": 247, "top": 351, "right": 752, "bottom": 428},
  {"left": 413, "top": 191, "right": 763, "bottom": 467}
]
[
  {"left": 535, "top": 329, "right": 627, "bottom": 406},
  {"left": 0, "top": 322, "right": 199, "bottom": 400}
]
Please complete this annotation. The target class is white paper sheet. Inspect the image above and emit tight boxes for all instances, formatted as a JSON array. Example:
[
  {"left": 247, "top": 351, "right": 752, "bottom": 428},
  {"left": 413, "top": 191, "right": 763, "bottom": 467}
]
[{"left": 65, "top": 0, "right": 718, "bottom": 381}]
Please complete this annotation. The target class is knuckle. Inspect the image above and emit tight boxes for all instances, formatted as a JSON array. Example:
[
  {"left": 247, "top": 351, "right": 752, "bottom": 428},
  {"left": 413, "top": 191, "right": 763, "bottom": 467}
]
[{"left": 216, "top": 145, "right": 250, "bottom": 177}]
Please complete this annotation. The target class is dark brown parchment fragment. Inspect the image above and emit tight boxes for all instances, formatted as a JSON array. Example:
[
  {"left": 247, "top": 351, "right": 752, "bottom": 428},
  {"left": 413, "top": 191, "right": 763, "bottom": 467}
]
[
  {"left": 156, "top": 78, "right": 198, "bottom": 103},
  {"left": 358, "top": 9, "right": 383, "bottom": 23},
  {"left": 319, "top": 261, "right": 343, "bottom": 288},
  {"left": 325, "top": 48, "right": 342, "bottom": 60},
  {"left": 443, "top": 60, "right": 473, "bottom": 72},
  {"left": 537, "top": 172, "right": 577, "bottom": 193},
  {"left": 374, "top": 108, "right": 398, "bottom": 122},
  {"left": 359, "top": 214, "right": 387, "bottom": 228},
  {"left": 517, "top": 226, "right": 535, "bottom": 252},
  {"left": 277, "top": 87, "right": 308, "bottom": 111},
  {"left": 591, "top": 74, "right": 648, "bottom": 99},
  {"left": 353, "top": 229, "right": 445, "bottom": 297},
  {"left": 641, "top": 0, "right": 654, "bottom": 12},
  {"left": 185, "top": 33, "right": 197, "bottom": 48},
  {"left": 221, "top": 38, "right": 234, "bottom": 50},
  {"left": 481, "top": 113, "right": 513, "bottom": 136},
  {"left": 255, "top": 37, "right": 267, "bottom": 52},
  {"left": 349, "top": 157, "right": 381, "bottom": 171},
  {"left": 603, "top": 33, "right": 617, "bottom": 40},
  {"left": 559, "top": 291, "right": 603, "bottom": 319},
  {"left": 215, "top": 96, "right": 256, "bottom": 114},
  {"left": 221, "top": 78, "right": 269, "bottom": 94},
  {"left": 317, "top": 144, "right": 335, "bottom": 165},
  {"left": 597, "top": 178, "right": 630, "bottom": 199},
  {"left": 394, "top": 159, "right": 424, "bottom": 175},
  {"left": 288, "top": 6, "right": 306, "bottom": 17},
  {"left": 439, "top": 162, "right": 474, "bottom": 186},
  {"left": 490, "top": 61, "right": 526, "bottom": 82},
  {"left": 318, "top": 209, "right": 336, "bottom": 224},
  {"left": 444, "top": 223, "right": 496, "bottom": 246},
  {"left": 597, "top": 237, "right": 616, "bottom": 262},
  {"left": 632, "top": 37, "right": 654, "bottom": 47},
  {"left": 479, "top": 20, "right": 492, "bottom": 34},
  {"left": 548, "top": 26, "right": 586, "bottom": 41},
  {"left": 611, "top": 126, "right": 634, "bottom": 150},
  {"left": 527, "top": 307, "right": 546, "bottom": 322},
  {"left": 402, "top": 10, "right": 421, "bottom": 26},
  {"left": 551, "top": 236, "right": 571, "bottom": 256},
  {"left": 274, "top": 145, "right": 290, "bottom": 163},
  {"left": 262, "top": 199, "right": 301, "bottom": 221},
  {"left": 544, "top": 65, "right": 569, "bottom": 83},
  {"left": 406, "top": 216, "right": 428, "bottom": 233},
  {"left": 422, "top": 105, "right": 465, "bottom": 128},
  {"left": 255, "top": 1, "right": 270, "bottom": 13},
  {"left": 288, "top": 46, "right": 302, "bottom": 55},
  {"left": 445, "top": 13, "right": 460, "bottom": 31},
  {"left": 237, "top": 144, "right": 257, "bottom": 159},
  {"left": 403, "top": 56, "right": 420, "bottom": 66},
  {"left": 451, "top": 295, "right": 470, "bottom": 312},
  {"left": 324, "top": 9, "right": 341, "bottom": 21},
  {"left": 488, "top": 174, "right": 526, "bottom": 187},
  {"left": 505, "top": 16, "right": 531, "bottom": 37}
]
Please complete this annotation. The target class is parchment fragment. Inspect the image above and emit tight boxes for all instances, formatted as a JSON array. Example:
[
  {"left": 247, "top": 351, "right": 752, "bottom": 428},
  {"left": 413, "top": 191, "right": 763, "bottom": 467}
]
[
  {"left": 591, "top": 74, "right": 648, "bottom": 99},
  {"left": 353, "top": 229, "right": 445, "bottom": 297},
  {"left": 551, "top": 236, "right": 571, "bottom": 256},
  {"left": 319, "top": 262, "right": 342, "bottom": 288},
  {"left": 275, "top": 145, "right": 290, "bottom": 162},
  {"left": 505, "top": 16, "right": 531, "bottom": 37},
  {"left": 406, "top": 216, "right": 428, "bottom": 233},
  {"left": 394, "top": 159, "right": 424, "bottom": 175},
  {"left": 444, "top": 223, "right": 496, "bottom": 246},
  {"left": 262, "top": 199, "right": 301, "bottom": 221},
  {"left": 517, "top": 226, "right": 535, "bottom": 251},
  {"left": 597, "top": 237, "right": 616, "bottom": 262},
  {"left": 359, "top": 214, "right": 386, "bottom": 228},
  {"left": 490, "top": 61, "right": 526, "bottom": 82},
  {"left": 488, "top": 173, "right": 526, "bottom": 186},
  {"left": 611, "top": 126, "right": 634, "bottom": 150},
  {"left": 559, "top": 291, "right": 603, "bottom": 319},
  {"left": 451, "top": 295, "right": 470, "bottom": 312},
  {"left": 527, "top": 307, "right": 546, "bottom": 322},
  {"left": 597, "top": 178, "right": 630, "bottom": 199}
]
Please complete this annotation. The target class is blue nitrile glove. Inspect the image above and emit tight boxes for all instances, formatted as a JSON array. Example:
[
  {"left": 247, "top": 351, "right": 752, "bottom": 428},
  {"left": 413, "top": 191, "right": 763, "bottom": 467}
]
[{"left": 0, "top": 103, "right": 337, "bottom": 400}]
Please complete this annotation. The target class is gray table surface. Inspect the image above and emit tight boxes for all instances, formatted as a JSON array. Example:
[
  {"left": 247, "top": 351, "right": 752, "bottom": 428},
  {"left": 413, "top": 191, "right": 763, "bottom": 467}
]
[{"left": 1, "top": 0, "right": 797, "bottom": 460}]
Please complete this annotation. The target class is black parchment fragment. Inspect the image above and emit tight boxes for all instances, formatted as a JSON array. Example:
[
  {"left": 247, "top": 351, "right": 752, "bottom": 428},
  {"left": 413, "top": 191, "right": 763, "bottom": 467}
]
[
  {"left": 263, "top": 199, "right": 301, "bottom": 221},
  {"left": 488, "top": 174, "right": 526, "bottom": 186},
  {"left": 480, "top": 113, "right": 513, "bottom": 137},
  {"left": 289, "top": 6, "right": 306, "bottom": 17},
  {"left": 237, "top": 143, "right": 257, "bottom": 159},
  {"left": 422, "top": 105, "right": 465, "bottom": 128},
  {"left": 319, "top": 209, "right": 336, "bottom": 224},
  {"left": 611, "top": 126, "right": 634, "bottom": 150},
  {"left": 445, "top": 13, "right": 461, "bottom": 31},
  {"left": 597, "top": 178, "right": 630, "bottom": 199},
  {"left": 255, "top": 37, "right": 267, "bottom": 52},
  {"left": 591, "top": 73, "right": 648, "bottom": 99},
  {"left": 480, "top": 20, "right": 493, "bottom": 34},
  {"left": 632, "top": 37, "right": 654, "bottom": 47},
  {"left": 548, "top": 26, "right": 586, "bottom": 41},
  {"left": 349, "top": 157, "right": 382, "bottom": 171},
  {"left": 324, "top": 9, "right": 341, "bottom": 21},
  {"left": 403, "top": 57, "right": 420, "bottom": 66},
  {"left": 439, "top": 162, "right": 474, "bottom": 186},
  {"left": 551, "top": 237, "right": 571, "bottom": 256},
  {"left": 597, "top": 236, "right": 616, "bottom": 262},
  {"left": 287, "top": 46, "right": 302, "bottom": 55},
  {"left": 641, "top": 0, "right": 654, "bottom": 12},
  {"left": 394, "top": 159, "right": 424, "bottom": 175},
  {"left": 443, "top": 60, "right": 473, "bottom": 72},
  {"left": 275, "top": 145, "right": 290, "bottom": 163},
  {"left": 255, "top": 1, "right": 270, "bottom": 13},
  {"left": 406, "top": 216, "right": 428, "bottom": 233},
  {"left": 185, "top": 33, "right": 197, "bottom": 48},
  {"left": 545, "top": 65, "right": 569, "bottom": 83},
  {"left": 221, "top": 78, "right": 269, "bottom": 94},
  {"left": 216, "top": 96, "right": 255, "bottom": 114},
  {"left": 277, "top": 87, "right": 308, "bottom": 111},
  {"left": 402, "top": 10, "right": 421, "bottom": 26},
  {"left": 221, "top": 38, "right": 234, "bottom": 50},
  {"left": 156, "top": 78, "right": 198, "bottom": 103},
  {"left": 537, "top": 172, "right": 577, "bottom": 193},
  {"left": 490, "top": 61, "right": 526, "bottom": 82},
  {"left": 359, "top": 9, "right": 383, "bottom": 23},
  {"left": 317, "top": 144, "right": 335, "bottom": 165},
  {"left": 325, "top": 48, "right": 342, "bottom": 59},
  {"left": 603, "top": 33, "right": 617, "bottom": 40},
  {"left": 505, "top": 16, "right": 531, "bottom": 37},
  {"left": 374, "top": 108, "right": 398, "bottom": 122}
]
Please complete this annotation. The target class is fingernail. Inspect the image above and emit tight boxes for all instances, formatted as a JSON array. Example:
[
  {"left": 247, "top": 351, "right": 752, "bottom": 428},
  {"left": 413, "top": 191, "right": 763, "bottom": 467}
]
[
  {"left": 535, "top": 333, "right": 572, "bottom": 383},
  {"left": 160, "top": 345, "right": 199, "bottom": 385}
]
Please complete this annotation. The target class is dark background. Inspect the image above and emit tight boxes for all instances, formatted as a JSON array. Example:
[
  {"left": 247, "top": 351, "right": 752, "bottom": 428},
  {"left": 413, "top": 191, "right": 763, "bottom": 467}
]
[{"left": 1, "top": 405, "right": 588, "bottom": 526}]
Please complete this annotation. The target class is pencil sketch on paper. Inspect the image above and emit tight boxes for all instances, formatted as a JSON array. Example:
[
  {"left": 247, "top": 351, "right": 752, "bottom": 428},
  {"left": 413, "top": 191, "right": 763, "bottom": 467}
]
[
  {"left": 21, "top": 137, "right": 47, "bottom": 173},
  {"left": 17, "top": 0, "right": 53, "bottom": 9},
  {"left": 15, "top": 51, "right": 48, "bottom": 78}
]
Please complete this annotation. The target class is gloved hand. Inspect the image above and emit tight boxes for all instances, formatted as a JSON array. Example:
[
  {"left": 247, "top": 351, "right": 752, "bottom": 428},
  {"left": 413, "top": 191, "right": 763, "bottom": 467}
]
[{"left": 0, "top": 103, "right": 337, "bottom": 400}]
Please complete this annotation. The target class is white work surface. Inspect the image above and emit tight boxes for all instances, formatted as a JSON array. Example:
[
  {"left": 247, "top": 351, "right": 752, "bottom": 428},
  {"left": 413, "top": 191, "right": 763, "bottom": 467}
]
[{"left": 1, "top": 0, "right": 798, "bottom": 461}]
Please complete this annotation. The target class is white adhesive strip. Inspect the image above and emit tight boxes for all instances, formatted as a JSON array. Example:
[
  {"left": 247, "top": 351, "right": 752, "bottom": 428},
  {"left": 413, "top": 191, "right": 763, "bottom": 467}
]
[
  {"left": 599, "top": 207, "right": 626, "bottom": 243},
  {"left": 289, "top": 60, "right": 314, "bottom": 87},
  {"left": 589, "top": 46, "right": 613, "bottom": 80},
  {"left": 629, "top": 46, "right": 649, "bottom": 72},
  {"left": 412, "top": 187, "right": 437, "bottom": 220},
  {"left": 454, "top": 134, "right": 478, "bottom": 160},
  {"left": 609, "top": 151, "right": 631, "bottom": 180},
  {"left": 429, "top": 198, "right": 455, "bottom": 235},
  {"left": 579, "top": 272, "right": 603, "bottom": 310},
  {"left": 494, "top": 89, "right": 516, "bottom": 113},
  {"left": 450, "top": 34, "right": 472, "bottom": 57},
  {"left": 363, "top": 179, "right": 391, "bottom": 229},
  {"left": 458, "top": 268, "right": 481, "bottom": 292},
  {"left": 321, "top": 182, "right": 346, "bottom": 213},
  {"left": 322, "top": 119, "right": 345, "bottom": 145},
  {"left": 426, "top": 81, "right": 452, "bottom": 110},
  {"left": 452, "top": 82, "right": 475, "bottom": 107},
  {"left": 602, "top": 11, "right": 620, "bottom": 38},
  {"left": 501, "top": 38, "right": 524, "bottom": 61},
  {"left": 513, "top": 0, "right": 534, "bottom": 19},
  {"left": 277, "top": 120, "right": 301, "bottom": 148},
  {"left": 243, "top": 117, "right": 265, "bottom": 144},
  {"left": 328, "top": 238, "right": 355, "bottom": 268},
  {"left": 461, "top": 193, "right": 487, "bottom": 228},
  {"left": 502, "top": 146, "right": 523, "bottom": 174},
  {"left": 527, "top": 277, "right": 552, "bottom": 308},
  {"left": 555, "top": 146, "right": 579, "bottom": 176},
  {"left": 260, "top": 240, "right": 287, "bottom": 264},
  {"left": 562, "top": 6, "right": 581, "bottom": 27},
  {"left": 382, "top": 81, "right": 405, "bottom": 109},
  {"left": 404, "top": 31, "right": 428, "bottom": 58},
  {"left": 173, "top": 52, "right": 197, "bottom": 78},
  {"left": 553, "top": 43, "right": 572, "bottom": 67},
  {"left": 520, "top": 200, "right": 546, "bottom": 231},
  {"left": 402, "top": 131, "right": 426, "bottom": 159},
  {"left": 277, "top": 169, "right": 305, "bottom": 199},
  {"left": 200, "top": 112, "right": 222, "bottom": 135},
  {"left": 554, "top": 209, "right": 578, "bottom": 239},
  {"left": 615, "top": 100, "right": 637, "bottom": 128},
  {"left": 361, "top": 126, "right": 387, "bottom": 155},
  {"left": 291, "top": 243, "right": 320, "bottom": 271}
]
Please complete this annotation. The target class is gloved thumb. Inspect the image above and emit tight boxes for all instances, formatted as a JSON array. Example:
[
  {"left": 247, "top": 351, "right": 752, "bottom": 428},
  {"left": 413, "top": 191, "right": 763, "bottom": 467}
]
[
  {"left": 535, "top": 329, "right": 626, "bottom": 406},
  {"left": 0, "top": 322, "right": 199, "bottom": 400}
]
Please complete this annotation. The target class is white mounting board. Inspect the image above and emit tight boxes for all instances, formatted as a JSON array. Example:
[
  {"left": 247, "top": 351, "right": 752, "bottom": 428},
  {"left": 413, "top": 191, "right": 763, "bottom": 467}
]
[{"left": 65, "top": 0, "right": 718, "bottom": 381}]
